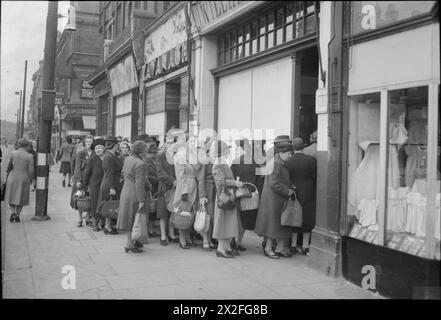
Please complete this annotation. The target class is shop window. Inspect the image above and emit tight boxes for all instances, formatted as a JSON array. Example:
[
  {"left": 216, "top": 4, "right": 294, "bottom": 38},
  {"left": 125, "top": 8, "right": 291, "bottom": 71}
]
[
  {"left": 217, "top": 1, "right": 318, "bottom": 66},
  {"left": 350, "top": 1, "right": 436, "bottom": 37},
  {"left": 347, "top": 86, "right": 440, "bottom": 260}
]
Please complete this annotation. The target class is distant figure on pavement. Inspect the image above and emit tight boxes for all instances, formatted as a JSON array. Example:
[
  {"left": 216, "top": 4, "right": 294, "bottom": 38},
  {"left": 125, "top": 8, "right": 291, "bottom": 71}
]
[
  {"left": 58, "top": 136, "right": 75, "bottom": 187},
  {"left": 5, "top": 138, "right": 34, "bottom": 223}
]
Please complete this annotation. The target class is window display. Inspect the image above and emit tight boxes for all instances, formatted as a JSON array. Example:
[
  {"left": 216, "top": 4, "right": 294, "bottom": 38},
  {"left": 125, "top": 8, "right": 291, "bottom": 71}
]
[{"left": 347, "top": 86, "right": 440, "bottom": 260}]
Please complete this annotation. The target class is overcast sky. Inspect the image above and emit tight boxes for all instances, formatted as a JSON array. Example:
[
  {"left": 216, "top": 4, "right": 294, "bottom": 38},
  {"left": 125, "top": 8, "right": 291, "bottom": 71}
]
[{"left": 1, "top": 1, "right": 70, "bottom": 123}]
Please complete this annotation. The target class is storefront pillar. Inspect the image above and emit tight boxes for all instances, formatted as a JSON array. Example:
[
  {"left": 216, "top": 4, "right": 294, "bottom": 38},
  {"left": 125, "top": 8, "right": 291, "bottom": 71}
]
[{"left": 309, "top": 1, "right": 345, "bottom": 278}]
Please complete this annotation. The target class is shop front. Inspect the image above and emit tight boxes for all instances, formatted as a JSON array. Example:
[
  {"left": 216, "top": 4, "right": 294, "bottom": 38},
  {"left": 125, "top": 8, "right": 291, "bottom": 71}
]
[
  {"left": 312, "top": 1, "right": 440, "bottom": 299},
  {"left": 141, "top": 4, "right": 189, "bottom": 143},
  {"left": 108, "top": 54, "right": 139, "bottom": 140},
  {"left": 191, "top": 0, "right": 321, "bottom": 150}
]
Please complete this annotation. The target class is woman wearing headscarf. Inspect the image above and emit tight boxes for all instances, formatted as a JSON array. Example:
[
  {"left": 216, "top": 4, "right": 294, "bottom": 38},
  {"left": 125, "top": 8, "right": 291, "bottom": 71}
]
[
  {"left": 196, "top": 137, "right": 218, "bottom": 251},
  {"left": 286, "top": 137, "right": 317, "bottom": 256},
  {"left": 96, "top": 136, "right": 124, "bottom": 235},
  {"left": 5, "top": 138, "right": 34, "bottom": 222},
  {"left": 73, "top": 135, "right": 94, "bottom": 227},
  {"left": 212, "top": 140, "right": 244, "bottom": 258},
  {"left": 155, "top": 132, "right": 179, "bottom": 246},
  {"left": 84, "top": 138, "right": 105, "bottom": 231},
  {"left": 172, "top": 133, "right": 203, "bottom": 249},
  {"left": 117, "top": 141, "right": 151, "bottom": 253},
  {"left": 255, "top": 135, "right": 295, "bottom": 259},
  {"left": 118, "top": 141, "right": 131, "bottom": 161}
]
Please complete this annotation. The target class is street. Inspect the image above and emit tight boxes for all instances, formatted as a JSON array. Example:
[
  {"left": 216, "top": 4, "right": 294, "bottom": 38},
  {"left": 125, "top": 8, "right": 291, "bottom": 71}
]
[{"left": 1, "top": 145, "right": 380, "bottom": 299}]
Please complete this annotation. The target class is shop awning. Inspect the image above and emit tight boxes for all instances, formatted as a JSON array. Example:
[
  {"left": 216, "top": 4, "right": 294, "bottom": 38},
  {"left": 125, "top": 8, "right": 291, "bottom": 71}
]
[{"left": 82, "top": 115, "right": 96, "bottom": 129}]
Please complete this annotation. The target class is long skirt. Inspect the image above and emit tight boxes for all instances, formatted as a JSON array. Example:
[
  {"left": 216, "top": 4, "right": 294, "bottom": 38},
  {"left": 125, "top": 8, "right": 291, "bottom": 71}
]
[{"left": 59, "top": 161, "right": 71, "bottom": 174}]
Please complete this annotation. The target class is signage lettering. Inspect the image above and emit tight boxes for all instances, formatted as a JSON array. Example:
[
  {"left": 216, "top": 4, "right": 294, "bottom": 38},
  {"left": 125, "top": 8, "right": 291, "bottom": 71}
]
[{"left": 144, "top": 41, "right": 188, "bottom": 81}]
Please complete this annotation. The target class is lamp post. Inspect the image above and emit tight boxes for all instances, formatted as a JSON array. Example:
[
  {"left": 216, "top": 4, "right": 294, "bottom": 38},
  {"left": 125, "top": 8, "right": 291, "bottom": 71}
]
[
  {"left": 20, "top": 60, "right": 28, "bottom": 138},
  {"left": 14, "top": 90, "right": 22, "bottom": 140}
]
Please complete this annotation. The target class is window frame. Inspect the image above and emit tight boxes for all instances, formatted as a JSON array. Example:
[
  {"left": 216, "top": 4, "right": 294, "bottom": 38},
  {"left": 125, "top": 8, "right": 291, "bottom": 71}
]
[{"left": 346, "top": 80, "right": 440, "bottom": 259}]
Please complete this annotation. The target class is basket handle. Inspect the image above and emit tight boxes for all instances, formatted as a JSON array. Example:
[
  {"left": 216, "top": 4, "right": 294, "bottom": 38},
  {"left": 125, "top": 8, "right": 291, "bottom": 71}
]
[{"left": 243, "top": 182, "right": 258, "bottom": 193}]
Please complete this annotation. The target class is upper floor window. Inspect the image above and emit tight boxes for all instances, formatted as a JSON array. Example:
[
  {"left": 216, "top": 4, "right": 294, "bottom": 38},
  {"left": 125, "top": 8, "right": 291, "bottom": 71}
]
[
  {"left": 350, "top": 1, "right": 436, "bottom": 36},
  {"left": 218, "top": 1, "right": 319, "bottom": 66}
]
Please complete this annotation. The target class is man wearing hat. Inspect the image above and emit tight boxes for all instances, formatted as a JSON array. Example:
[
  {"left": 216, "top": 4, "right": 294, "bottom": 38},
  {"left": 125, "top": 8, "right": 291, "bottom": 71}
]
[
  {"left": 303, "top": 131, "right": 318, "bottom": 159},
  {"left": 96, "top": 136, "right": 123, "bottom": 234},
  {"left": 286, "top": 137, "right": 317, "bottom": 256}
]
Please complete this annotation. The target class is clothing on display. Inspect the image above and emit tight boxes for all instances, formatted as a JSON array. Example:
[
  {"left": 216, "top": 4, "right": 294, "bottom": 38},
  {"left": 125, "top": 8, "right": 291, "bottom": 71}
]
[
  {"left": 387, "top": 187, "right": 409, "bottom": 233},
  {"left": 404, "top": 145, "right": 428, "bottom": 188}
]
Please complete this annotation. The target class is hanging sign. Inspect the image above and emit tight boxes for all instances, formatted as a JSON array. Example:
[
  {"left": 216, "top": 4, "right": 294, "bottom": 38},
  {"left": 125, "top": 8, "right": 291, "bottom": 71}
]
[
  {"left": 109, "top": 55, "right": 139, "bottom": 96},
  {"left": 81, "top": 81, "right": 94, "bottom": 99},
  {"left": 190, "top": 1, "right": 248, "bottom": 31}
]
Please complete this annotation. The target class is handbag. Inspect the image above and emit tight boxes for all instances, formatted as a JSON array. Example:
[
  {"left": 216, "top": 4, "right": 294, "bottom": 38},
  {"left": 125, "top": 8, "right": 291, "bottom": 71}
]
[
  {"left": 165, "top": 188, "right": 176, "bottom": 212},
  {"left": 131, "top": 207, "right": 149, "bottom": 244},
  {"left": 194, "top": 203, "right": 208, "bottom": 233},
  {"left": 280, "top": 190, "right": 303, "bottom": 227},
  {"left": 217, "top": 187, "right": 236, "bottom": 210},
  {"left": 100, "top": 194, "right": 120, "bottom": 220},
  {"left": 149, "top": 191, "right": 158, "bottom": 212},
  {"left": 239, "top": 182, "right": 260, "bottom": 211},
  {"left": 235, "top": 184, "right": 252, "bottom": 199}
]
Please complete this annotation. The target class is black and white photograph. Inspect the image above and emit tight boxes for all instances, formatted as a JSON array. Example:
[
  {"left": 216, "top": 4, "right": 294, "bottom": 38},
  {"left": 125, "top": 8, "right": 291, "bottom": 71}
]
[{"left": 0, "top": 0, "right": 440, "bottom": 304}]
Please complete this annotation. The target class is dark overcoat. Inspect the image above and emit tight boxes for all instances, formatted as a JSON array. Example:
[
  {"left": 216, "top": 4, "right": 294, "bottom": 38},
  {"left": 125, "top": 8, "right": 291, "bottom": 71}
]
[
  {"left": 96, "top": 151, "right": 123, "bottom": 216},
  {"left": 155, "top": 149, "right": 176, "bottom": 219},
  {"left": 83, "top": 153, "right": 104, "bottom": 219},
  {"left": 70, "top": 149, "right": 93, "bottom": 209},
  {"left": 286, "top": 152, "right": 317, "bottom": 232},
  {"left": 254, "top": 154, "right": 292, "bottom": 240}
]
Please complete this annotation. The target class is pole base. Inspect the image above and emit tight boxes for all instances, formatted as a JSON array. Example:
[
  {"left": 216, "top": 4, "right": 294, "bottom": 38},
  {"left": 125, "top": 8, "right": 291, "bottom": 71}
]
[{"left": 31, "top": 215, "right": 51, "bottom": 221}]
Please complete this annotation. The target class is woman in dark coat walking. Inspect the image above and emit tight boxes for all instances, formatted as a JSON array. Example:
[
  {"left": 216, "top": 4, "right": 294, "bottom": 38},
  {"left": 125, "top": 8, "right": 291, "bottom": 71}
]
[
  {"left": 155, "top": 133, "right": 178, "bottom": 245},
  {"left": 84, "top": 139, "right": 105, "bottom": 231},
  {"left": 254, "top": 135, "right": 295, "bottom": 259},
  {"left": 70, "top": 140, "right": 86, "bottom": 225},
  {"left": 117, "top": 141, "right": 151, "bottom": 253},
  {"left": 5, "top": 138, "right": 34, "bottom": 222},
  {"left": 72, "top": 135, "right": 94, "bottom": 227},
  {"left": 230, "top": 138, "right": 263, "bottom": 251},
  {"left": 286, "top": 137, "right": 317, "bottom": 256},
  {"left": 96, "top": 136, "right": 123, "bottom": 235}
]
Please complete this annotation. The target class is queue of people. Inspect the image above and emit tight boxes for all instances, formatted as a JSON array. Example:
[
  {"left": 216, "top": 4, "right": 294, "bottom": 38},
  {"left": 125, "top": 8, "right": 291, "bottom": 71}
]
[{"left": 4, "top": 132, "right": 317, "bottom": 261}]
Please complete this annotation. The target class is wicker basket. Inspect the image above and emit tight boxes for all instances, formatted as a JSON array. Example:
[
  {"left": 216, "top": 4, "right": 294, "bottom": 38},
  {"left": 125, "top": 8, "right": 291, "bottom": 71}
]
[
  {"left": 149, "top": 192, "right": 158, "bottom": 212},
  {"left": 239, "top": 183, "right": 260, "bottom": 211},
  {"left": 171, "top": 210, "right": 195, "bottom": 230},
  {"left": 76, "top": 196, "right": 91, "bottom": 212}
]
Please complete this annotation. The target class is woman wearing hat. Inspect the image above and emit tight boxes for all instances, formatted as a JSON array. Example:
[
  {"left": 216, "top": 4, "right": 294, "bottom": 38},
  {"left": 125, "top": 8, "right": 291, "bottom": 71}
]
[
  {"left": 212, "top": 140, "right": 244, "bottom": 258},
  {"left": 5, "top": 138, "right": 34, "bottom": 222},
  {"left": 58, "top": 136, "right": 75, "bottom": 188},
  {"left": 84, "top": 138, "right": 105, "bottom": 231},
  {"left": 286, "top": 137, "right": 317, "bottom": 256},
  {"left": 255, "top": 135, "right": 295, "bottom": 259},
  {"left": 72, "top": 135, "right": 94, "bottom": 227},
  {"left": 117, "top": 140, "right": 152, "bottom": 253},
  {"left": 96, "top": 136, "right": 124, "bottom": 235}
]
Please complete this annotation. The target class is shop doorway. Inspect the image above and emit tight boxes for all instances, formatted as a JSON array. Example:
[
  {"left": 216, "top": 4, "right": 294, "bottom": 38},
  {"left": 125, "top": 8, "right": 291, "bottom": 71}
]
[{"left": 294, "top": 47, "right": 319, "bottom": 144}]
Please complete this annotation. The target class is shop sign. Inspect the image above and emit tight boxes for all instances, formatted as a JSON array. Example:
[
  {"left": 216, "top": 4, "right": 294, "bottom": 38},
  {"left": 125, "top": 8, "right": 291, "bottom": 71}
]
[
  {"left": 144, "top": 8, "right": 187, "bottom": 64},
  {"left": 109, "top": 55, "right": 139, "bottom": 96},
  {"left": 190, "top": 1, "right": 248, "bottom": 31},
  {"left": 81, "top": 81, "right": 94, "bottom": 99},
  {"left": 143, "top": 41, "right": 188, "bottom": 81}
]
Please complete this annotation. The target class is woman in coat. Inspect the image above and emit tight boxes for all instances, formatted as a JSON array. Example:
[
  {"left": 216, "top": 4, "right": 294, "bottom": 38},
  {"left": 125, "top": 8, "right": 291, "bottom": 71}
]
[
  {"left": 96, "top": 136, "right": 123, "bottom": 235},
  {"left": 58, "top": 136, "right": 75, "bottom": 187},
  {"left": 286, "top": 137, "right": 317, "bottom": 256},
  {"left": 172, "top": 134, "right": 202, "bottom": 249},
  {"left": 156, "top": 133, "right": 178, "bottom": 246},
  {"left": 230, "top": 138, "right": 263, "bottom": 252},
  {"left": 117, "top": 141, "right": 151, "bottom": 253},
  {"left": 254, "top": 135, "right": 295, "bottom": 259},
  {"left": 196, "top": 138, "right": 217, "bottom": 251},
  {"left": 212, "top": 140, "right": 244, "bottom": 258},
  {"left": 70, "top": 140, "right": 85, "bottom": 225},
  {"left": 73, "top": 135, "right": 94, "bottom": 227},
  {"left": 144, "top": 142, "right": 160, "bottom": 237},
  {"left": 5, "top": 138, "right": 34, "bottom": 222},
  {"left": 84, "top": 138, "right": 105, "bottom": 231}
]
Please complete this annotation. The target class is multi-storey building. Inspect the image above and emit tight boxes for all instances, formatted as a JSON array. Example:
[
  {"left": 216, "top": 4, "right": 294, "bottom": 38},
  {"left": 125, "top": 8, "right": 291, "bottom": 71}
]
[
  {"left": 26, "top": 60, "right": 44, "bottom": 141},
  {"left": 54, "top": 1, "right": 101, "bottom": 143},
  {"left": 87, "top": 1, "right": 172, "bottom": 140}
]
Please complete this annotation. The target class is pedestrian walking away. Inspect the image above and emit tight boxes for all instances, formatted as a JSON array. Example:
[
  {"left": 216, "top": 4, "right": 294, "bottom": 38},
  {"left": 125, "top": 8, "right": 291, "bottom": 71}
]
[
  {"left": 58, "top": 136, "right": 75, "bottom": 187},
  {"left": 5, "top": 138, "right": 34, "bottom": 223}
]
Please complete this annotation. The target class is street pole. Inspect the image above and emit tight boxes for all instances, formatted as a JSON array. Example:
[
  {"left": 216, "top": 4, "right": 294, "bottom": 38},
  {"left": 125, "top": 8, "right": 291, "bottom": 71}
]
[
  {"left": 15, "top": 90, "right": 22, "bottom": 140},
  {"left": 20, "top": 60, "right": 28, "bottom": 138},
  {"left": 33, "top": 1, "right": 58, "bottom": 221}
]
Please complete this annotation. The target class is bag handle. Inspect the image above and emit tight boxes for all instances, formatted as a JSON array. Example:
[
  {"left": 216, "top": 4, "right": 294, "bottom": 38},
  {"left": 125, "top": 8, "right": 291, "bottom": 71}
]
[
  {"left": 243, "top": 182, "right": 258, "bottom": 193},
  {"left": 290, "top": 188, "right": 298, "bottom": 201}
]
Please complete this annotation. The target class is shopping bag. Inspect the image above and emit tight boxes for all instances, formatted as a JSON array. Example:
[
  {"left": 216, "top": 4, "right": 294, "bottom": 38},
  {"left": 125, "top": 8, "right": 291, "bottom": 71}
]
[
  {"left": 100, "top": 195, "right": 119, "bottom": 220},
  {"left": 165, "top": 188, "right": 176, "bottom": 212},
  {"left": 280, "top": 190, "right": 303, "bottom": 227},
  {"left": 202, "top": 213, "right": 211, "bottom": 233},
  {"left": 194, "top": 204, "right": 208, "bottom": 233},
  {"left": 131, "top": 208, "right": 149, "bottom": 244}
]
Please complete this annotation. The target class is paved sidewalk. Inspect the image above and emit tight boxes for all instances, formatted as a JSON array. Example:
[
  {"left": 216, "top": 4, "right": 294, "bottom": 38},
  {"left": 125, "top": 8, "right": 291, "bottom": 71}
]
[{"left": 2, "top": 163, "right": 382, "bottom": 299}]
